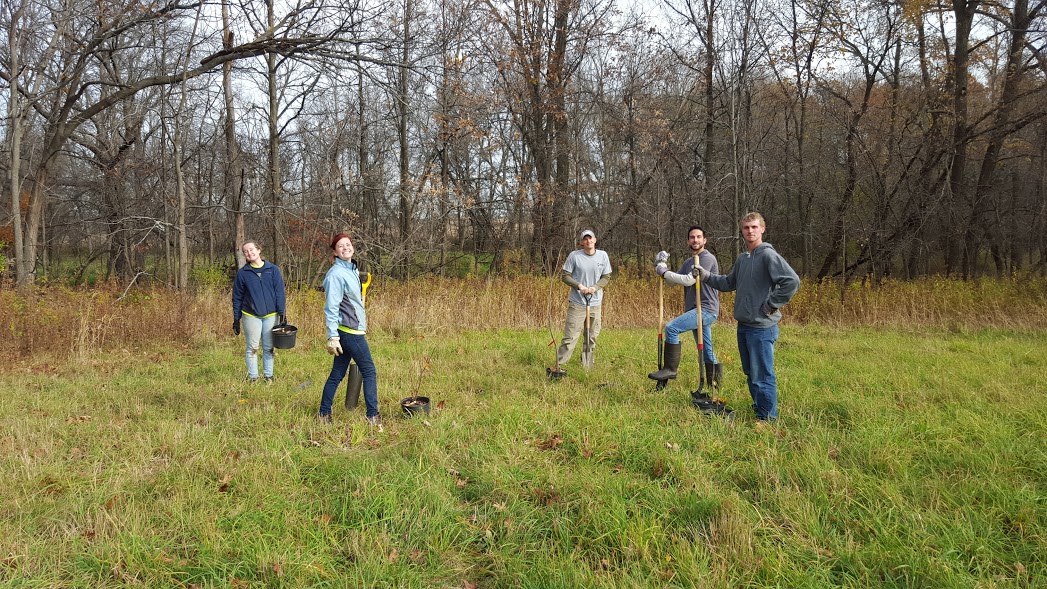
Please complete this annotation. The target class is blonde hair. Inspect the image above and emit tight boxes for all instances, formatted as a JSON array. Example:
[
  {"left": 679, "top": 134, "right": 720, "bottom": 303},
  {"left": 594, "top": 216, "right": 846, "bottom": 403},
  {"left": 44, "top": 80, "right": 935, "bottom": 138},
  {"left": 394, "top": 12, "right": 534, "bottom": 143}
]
[{"left": 740, "top": 212, "right": 765, "bottom": 227}]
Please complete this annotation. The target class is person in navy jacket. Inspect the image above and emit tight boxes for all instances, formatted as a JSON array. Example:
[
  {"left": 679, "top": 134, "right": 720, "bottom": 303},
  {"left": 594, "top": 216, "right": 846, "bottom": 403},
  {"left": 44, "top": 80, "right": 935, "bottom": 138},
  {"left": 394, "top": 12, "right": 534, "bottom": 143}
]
[{"left": 232, "top": 240, "right": 287, "bottom": 384}]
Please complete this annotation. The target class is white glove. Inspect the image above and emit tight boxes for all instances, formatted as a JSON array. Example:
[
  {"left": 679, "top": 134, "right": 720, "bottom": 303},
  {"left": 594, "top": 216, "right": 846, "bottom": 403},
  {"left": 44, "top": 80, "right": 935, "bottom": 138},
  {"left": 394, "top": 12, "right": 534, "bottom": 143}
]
[
  {"left": 691, "top": 264, "right": 710, "bottom": 280},
  {"left": 656, "top": 263, "right": 668, "bottom": 276},
  {"left": 326, "top": 337, "right": 343, "bottom": 356},
  {"left": 654, "top": 251, "right": 669, "bottom": 264}
]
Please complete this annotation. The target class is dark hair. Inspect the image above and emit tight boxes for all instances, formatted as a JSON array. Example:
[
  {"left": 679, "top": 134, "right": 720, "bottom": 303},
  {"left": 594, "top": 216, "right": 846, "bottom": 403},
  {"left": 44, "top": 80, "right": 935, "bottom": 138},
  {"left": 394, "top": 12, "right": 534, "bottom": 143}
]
[
  {"left": 687, "top": 225, "right": 705, "bottom": 237},
  {"left": 330, "top": 233, "right": 353, "bottom": 250}
]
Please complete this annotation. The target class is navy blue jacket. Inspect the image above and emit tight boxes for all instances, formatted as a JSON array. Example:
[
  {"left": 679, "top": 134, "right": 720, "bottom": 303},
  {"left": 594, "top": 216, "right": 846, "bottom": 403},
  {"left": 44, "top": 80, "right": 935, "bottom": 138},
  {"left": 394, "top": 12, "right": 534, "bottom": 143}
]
[{"left": 232, "top": 261, "right": 286, "bottom": 321}]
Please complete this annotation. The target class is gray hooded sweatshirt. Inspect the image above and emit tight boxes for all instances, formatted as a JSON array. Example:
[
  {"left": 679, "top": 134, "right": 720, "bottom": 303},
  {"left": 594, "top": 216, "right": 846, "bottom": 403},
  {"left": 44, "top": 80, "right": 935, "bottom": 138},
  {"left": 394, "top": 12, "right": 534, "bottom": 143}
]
[{"left": 704, "top": 242, "right": 800, "bottom": 328}]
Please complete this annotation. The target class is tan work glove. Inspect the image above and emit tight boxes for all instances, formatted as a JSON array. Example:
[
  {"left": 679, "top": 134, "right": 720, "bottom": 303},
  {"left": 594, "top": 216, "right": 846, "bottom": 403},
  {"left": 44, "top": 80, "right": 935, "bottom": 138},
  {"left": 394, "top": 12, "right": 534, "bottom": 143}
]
[{"left": 326, "top": 337, "right": 343, "bottom": 356}]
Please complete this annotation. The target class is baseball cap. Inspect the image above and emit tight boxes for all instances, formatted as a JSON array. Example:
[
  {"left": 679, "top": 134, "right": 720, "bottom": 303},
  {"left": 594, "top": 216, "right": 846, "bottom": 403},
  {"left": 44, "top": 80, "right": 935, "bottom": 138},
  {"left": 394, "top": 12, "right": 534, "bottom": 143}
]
[{"left": 579, "top": 229, "right": 595, "bottom": 240}]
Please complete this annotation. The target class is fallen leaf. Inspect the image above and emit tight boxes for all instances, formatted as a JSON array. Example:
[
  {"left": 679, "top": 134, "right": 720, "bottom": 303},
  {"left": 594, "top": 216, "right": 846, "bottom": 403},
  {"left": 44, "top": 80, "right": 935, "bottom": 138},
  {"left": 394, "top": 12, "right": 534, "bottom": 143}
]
[
  {"left": 463, "top": 581, "right": 478, "bottom": 589},
  {"left": 387, "top": 548, "right": 399, "bottom": 563},
  {"left": 536, "top": 434, "right": 563, "bottom": 451},
  {"left": 217, "top": 474, "right": 233, "bottom": 493}
]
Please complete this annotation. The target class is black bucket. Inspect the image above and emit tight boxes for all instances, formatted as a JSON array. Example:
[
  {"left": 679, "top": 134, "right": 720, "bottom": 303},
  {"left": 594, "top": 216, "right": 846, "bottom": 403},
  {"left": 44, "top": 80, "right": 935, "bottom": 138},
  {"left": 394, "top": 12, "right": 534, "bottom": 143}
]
[
  {"left": 400, "top": 396, "right": 430, "bottom": 417},
  {"left": 272, "top": 325, "right": 297, "bottom": 349}
]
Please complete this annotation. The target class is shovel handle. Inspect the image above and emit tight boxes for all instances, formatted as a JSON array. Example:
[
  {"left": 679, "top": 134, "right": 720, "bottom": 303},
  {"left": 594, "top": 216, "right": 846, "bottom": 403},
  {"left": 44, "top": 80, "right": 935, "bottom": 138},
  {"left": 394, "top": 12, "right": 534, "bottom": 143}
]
[{"left": 694, "top": 255, "right": 703, "bottom": 350}]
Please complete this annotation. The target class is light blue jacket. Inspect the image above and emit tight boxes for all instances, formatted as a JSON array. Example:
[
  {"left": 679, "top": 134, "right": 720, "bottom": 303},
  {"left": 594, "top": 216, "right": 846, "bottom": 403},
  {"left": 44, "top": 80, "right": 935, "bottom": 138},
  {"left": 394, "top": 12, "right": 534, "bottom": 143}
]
[
  {"left": 704, "top": 243, "right": 800, "bottom": 328},
  {"left": 323, "top": 258, "right": 367, "bottom": 337}
]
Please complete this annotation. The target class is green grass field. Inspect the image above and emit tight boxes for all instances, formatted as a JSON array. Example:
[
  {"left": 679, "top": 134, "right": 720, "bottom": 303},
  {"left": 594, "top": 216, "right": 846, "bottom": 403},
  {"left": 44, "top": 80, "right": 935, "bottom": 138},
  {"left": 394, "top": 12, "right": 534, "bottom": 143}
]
[{"left": 2, "top": 325, "right": 1044, "bottom": 588}]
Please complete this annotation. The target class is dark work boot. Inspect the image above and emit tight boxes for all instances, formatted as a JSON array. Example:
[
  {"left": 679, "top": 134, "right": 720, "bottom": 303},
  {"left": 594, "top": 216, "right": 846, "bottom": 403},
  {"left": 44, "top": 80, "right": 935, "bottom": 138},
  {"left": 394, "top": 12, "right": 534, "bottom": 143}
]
[
  {"left": 714, "top": 364, "right": 723, "bottom": 392},
  {"left": 648, "top": 343, "right": 682, "bottom": 381}
]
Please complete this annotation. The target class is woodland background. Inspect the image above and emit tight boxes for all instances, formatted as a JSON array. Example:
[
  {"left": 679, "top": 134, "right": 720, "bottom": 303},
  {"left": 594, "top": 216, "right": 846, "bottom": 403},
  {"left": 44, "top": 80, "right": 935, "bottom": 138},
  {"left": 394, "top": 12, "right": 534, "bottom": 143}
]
[{"left": 2, "top": 0, "right": 1046, "bottom": 289}]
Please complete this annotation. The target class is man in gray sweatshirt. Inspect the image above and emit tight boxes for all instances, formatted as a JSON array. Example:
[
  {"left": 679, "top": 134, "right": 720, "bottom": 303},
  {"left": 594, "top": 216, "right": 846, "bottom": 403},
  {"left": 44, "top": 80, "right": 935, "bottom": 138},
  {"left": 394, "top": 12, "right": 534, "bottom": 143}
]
[{"left": 695, "top": 212, "right": 800, "bottom": 422}]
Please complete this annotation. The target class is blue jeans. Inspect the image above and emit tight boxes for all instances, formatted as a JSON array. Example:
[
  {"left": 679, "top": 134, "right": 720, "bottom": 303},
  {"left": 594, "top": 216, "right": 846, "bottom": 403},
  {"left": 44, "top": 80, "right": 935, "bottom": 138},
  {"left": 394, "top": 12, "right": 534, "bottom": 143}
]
[
  {"left": 664, "top": 309, "right": 717, "bottom": 364},
  {"left": 243, "top": 314, "right": 276, "bottom": 379},
  {"left": 737, "top": 323, "right": 779, "bottom": 420},
  {"left": 320, "top": 332, "right": 378, "bottom": 418}
]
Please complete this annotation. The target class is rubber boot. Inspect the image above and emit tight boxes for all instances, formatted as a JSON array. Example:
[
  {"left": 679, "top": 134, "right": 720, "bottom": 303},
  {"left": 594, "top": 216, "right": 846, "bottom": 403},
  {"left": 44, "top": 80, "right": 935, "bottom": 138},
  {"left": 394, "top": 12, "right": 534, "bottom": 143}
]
[
  {"left": 714, "top": 363, "right": 723, "bottom": 393},
  {"left": 345, "top": 362, "right": 362, "bottom": 410},
  {"left": 648, "top": 343, "right": 681, "bottom": 381}
]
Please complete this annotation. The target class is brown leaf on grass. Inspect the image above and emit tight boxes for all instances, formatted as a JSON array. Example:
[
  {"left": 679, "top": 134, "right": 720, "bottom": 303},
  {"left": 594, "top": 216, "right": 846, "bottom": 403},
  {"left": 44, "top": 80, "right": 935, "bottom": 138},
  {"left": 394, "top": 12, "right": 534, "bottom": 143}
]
[
  {"left": 436, "top": 400, "right": 446, "bottom": 410},
  {"left": 462, "top": 581, "right": 478, "bottom": 589},
  {"left": 230, "top": 578, "right": 248, "bottom": 589},
  {"left": 66, "top": 415, "right": 92, "bottom": 424},
  {"left": 455, "top": 476, "right": 468, "bottom": 488},
  {"left": 39, "top": 476, "right": 64, "bottom": 496},
  {"left": 272, "top": 562, "right": 284, "bottom": 577},
  {"left": 532, "top": 486, "right": 561, "bottom": 506},
  {"left": 408, "top": 548, "right": 425, "bottom": 564},
  {"left": 318, "top": 513, "right": 332, "bottom": 525},
  {"left": 386, "top": 548, "right": 399, "bottom": 563},
  {"left": 535, "top": 434, "right": 563, "bottom": 451},
  {"left": 104, "top": 495, "right": 119, "bottom": 509},
  {"left": 217, "top": 474, "right": 233, "bottom": 493},
  {"left": 650, "top": 458, "right": 666, "bottom": 479}
]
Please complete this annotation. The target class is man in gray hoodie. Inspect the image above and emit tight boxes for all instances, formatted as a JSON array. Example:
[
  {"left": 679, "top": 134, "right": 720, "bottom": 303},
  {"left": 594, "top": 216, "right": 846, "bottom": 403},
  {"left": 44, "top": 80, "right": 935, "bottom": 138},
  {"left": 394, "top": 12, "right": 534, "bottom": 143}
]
[{"left": 694, "top": 212, "right": 800, "bottom": 422}]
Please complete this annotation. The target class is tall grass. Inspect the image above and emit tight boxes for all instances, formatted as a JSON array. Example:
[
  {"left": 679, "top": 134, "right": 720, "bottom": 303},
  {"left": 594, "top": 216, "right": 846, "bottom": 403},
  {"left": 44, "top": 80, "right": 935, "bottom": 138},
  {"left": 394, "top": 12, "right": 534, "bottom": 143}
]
[
  {"left": 1, "top": 325, "right": 1043, "bottom": 587},
  {"left": 2, "top": 275, "right": 1046, "bottom": 360}
]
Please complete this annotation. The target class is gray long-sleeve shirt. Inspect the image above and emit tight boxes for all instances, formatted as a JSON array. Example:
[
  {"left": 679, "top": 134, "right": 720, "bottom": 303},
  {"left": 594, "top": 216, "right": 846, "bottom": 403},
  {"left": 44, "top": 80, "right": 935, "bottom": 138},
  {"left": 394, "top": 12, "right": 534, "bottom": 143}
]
[
  {"left": 660, "top": 250, "right": 720, "bottom": 316},
  {"left": 703, "top": 243, "right": 800, "bottom": 327}
]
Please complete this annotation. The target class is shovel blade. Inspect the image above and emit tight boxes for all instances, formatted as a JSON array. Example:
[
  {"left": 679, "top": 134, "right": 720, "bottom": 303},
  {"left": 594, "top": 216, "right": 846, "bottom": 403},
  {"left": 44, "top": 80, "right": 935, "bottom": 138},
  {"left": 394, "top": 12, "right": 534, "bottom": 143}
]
[{"left": 345, "top": 362, "right": 362, "bottom": 410}]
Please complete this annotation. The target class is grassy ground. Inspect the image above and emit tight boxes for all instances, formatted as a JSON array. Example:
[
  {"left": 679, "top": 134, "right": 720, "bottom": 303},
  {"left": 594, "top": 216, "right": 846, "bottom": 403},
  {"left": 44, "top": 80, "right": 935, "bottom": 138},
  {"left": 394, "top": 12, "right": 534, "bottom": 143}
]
[{"left": 1, "top": 324, "right": 1044, "bottom": 588}]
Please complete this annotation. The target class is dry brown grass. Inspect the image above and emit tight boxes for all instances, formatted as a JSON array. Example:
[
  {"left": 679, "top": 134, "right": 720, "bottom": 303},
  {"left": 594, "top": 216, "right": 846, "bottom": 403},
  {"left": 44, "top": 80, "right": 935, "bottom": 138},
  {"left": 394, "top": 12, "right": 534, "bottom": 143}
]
[{"left": 3, "top": 275, "right": 1045, "bottom": 361}]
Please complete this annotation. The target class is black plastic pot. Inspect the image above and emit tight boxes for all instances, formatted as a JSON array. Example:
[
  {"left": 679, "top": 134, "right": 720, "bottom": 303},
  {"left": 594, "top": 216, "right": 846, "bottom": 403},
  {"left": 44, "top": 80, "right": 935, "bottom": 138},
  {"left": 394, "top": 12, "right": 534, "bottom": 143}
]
[
  {"left": 400, "top": 396, "right": 431, "bottom": 417},
  {"left": 272, "top": 325, "right": 297, "bottom": 349}
]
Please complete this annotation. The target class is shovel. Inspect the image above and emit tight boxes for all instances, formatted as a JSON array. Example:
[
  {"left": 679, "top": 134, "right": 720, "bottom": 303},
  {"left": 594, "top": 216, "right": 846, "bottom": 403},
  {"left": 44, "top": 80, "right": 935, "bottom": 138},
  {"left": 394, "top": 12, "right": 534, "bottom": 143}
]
[
  {"left": 345, "top": 361, "right": 362, "bottom": 410},
  {"left": 655, "top": 278, "right": 667, "bottom": 390},
  {"left": 345, "top": 270, "right": 372, "bottom": 409},
  {"left": 581, "top": 293, "right": 594, "bottom": 368},
  {"left": 691, "top": 254, "right": 706, "bottom": 396}
]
